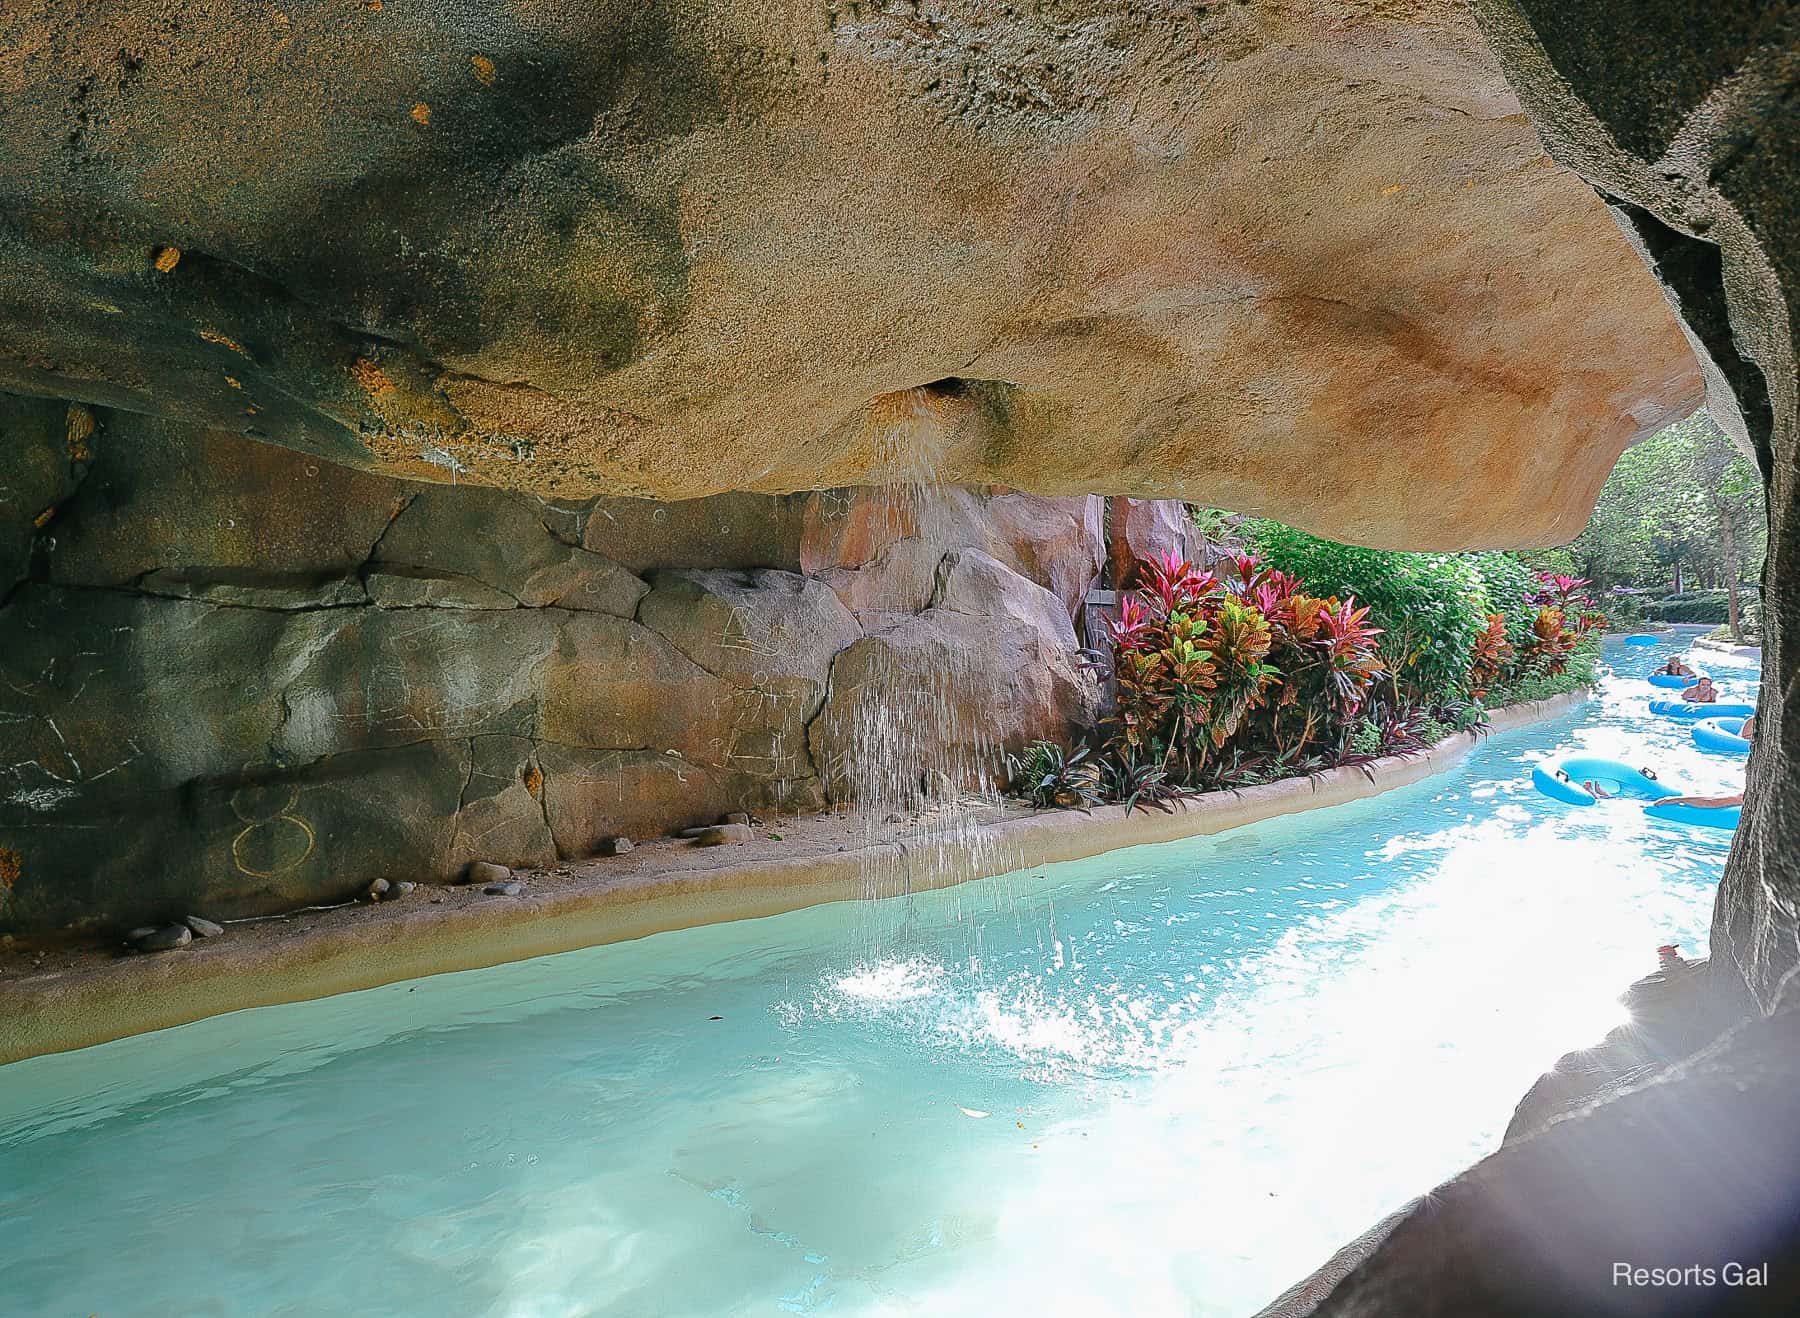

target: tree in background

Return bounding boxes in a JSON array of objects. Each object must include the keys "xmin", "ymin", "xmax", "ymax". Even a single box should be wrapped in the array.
[{"xmin": 1569, "ymin": 414, "xmax": 1765, "ymax": 637}]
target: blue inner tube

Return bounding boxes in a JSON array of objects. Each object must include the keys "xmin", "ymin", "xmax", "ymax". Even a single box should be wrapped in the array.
[
  {"xmin": 1693, "ymin": 717, "xmax": 1751, "ymax": 756},
  {"xmin": 1648, "ymin": 672, "xmax": 1701, "ymax": 688},
  {"xmin": 1625, "ymin": 634, "xmax": 1662, "ymax": 646},
  {"xmin": 1532, "ymin": 755, "xmax": 1668, "ymax": 806},
  {"xmin": 1644, "ymin": 801, "xmax": 1741, "ymax": 831},
  {"xmin": 1649, "ymin": 698, "xmax": 1757, "ymax": 719}
]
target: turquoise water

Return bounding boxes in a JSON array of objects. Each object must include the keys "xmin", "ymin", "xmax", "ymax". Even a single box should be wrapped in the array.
[{"xmin": 0, "ymin": 639, "xmax": 1753, "ymax": 1317}]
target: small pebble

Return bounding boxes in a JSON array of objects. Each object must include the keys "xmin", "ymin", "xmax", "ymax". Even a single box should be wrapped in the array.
[
  {"xmin": 133, "ymin": 924, "xmax": 192, "ymax": 952},
  {"xmin": 691, "ymin": 824, "xmax": 753, "ymax": 847},
  {"xmin": 465, "ymin": 860, "xmax": 511, "ymax": 886},
  {"xmin": 484, "ymin": 880, "xmax": 524, "ymax": 896},
  {"xmin": 184, "ymin": 915, "xmax": 224, "ymax": 938},
  {"xmin": 390, "ymin": 881, "xmax": 417, "ymax": 898},
  {"xmin": 598, "ymin": 836, "xmax": 634, "ymax": 856},
  {"xmin": 365, "ymin": 877, "xmax": 391, "ymax": 901}
]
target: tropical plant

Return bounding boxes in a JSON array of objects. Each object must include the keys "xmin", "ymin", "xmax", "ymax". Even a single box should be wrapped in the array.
[
  {"xmin": 1242, "ymin": 520, "xmax": 1489, "ymax": 703},
  {"xmin": 1004, "ymin": 741, "xmax": 1103, "ymax": 810},
  {"xmin": 1468, "ymin": 614, "xmax": 1514, "ymax": 698},
  {"xmin": 1106, "ymin": 550, "xmax": 1382, "ymax": 786},
  {"xmin": 1102, "ymin": 757, "xmax": 1196, "ymax": 814}
]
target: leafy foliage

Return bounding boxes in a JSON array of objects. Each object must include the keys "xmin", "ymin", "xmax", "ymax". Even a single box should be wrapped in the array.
[
  {"xmin": 1004, "ymin": 741, "xmax": 1103, "ymax": 809},
  {"xmin": 1242, "ymin": 520, "xmax": 1493, "ymax": 704},
  {"xmin": 1569, "ymin": 414, "xmax": 1764, "ymax": 637},
  {"xmin": 1104, "ymin": 549, "xmax": 1383, "ymax": 787}
]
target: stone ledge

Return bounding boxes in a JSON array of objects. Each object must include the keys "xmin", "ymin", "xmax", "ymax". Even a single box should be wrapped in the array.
[
  {"xmin": 0, "ymin": 690, "xmax": 1587, "ymax": 1067},
  {"xmin": 1691, "ymin": 635, "xmax": 1762, "ymax": 660}
]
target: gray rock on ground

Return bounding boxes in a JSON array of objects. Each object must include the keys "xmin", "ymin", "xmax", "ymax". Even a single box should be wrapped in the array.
[
  {"xmin": 131, "ymin": 924, "xmax": 192, "ymax": 952},
  {"xmin": 464, "ymin": 862, "xmax": 511, "ymax": 886},
  {"xmin": 183, "ymin": 915, "xmax": 224, "ymax": 938}
]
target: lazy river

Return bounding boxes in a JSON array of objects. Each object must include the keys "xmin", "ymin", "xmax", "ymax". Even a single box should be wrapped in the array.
[{"xmin": 0, "ymin": 637, "xmax": 1755, "ymax": 1316}]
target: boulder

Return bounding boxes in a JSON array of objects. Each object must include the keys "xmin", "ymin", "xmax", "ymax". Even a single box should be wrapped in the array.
[
  {"xmin": 800, "ymin": 486, "xmax": 1103, "ymax": 622},
  {"xmin": 0, "ymin": 1, "xmax": 1699, "ymax": 546},
  {"xmin": 43, "ymin": 412, "xmax": 398, "ymax": 589},
  {"xmin": 463, "ymin": 861, "xmax": 512, "ymax": 887},
  {"xmin": 448, "ymin": 743, "xmax": 557, "ymax": 876},
  {"xmin": 811, "ymin": 549, "xmax": 1101, "ymax": 804},
  {"xmin": 131, "ymin": 924, "xmax": 192, "ymax": 953},
  {"xmin": 690, "ymin": 824, "xmax": 753, "ymax": 846},
  {"xmin": 374, "ymin": 485, "xmax": 647, "ymax": 614},
  {"xmin": 637, "ymin": 568, "xmax": 861, "ymax": 782},
  {"xmin": 1107, "ymin": 499, "xmax": 1204, "ymax": 588}
]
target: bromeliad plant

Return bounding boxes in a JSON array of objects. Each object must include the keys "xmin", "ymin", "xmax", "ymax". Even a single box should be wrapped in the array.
[{"xmin": 1004, "ymin": 741, "xmax": 1104, "ymax": 809}]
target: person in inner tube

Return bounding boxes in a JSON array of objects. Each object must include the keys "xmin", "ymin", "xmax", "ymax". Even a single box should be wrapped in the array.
[
  {"xmin": 1654, "ymin": 719, "xmax": 1752, "ymax": 810},
  {"xmin": 1657, "ymin": 658, "xmax": 1697, "ymax": 678},
  {"xmin": 1680, "ymin": 676, "xmax": 1719, "ymax": 703}
]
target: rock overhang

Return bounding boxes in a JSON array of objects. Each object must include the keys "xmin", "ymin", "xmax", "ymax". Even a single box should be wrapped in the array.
[{"xmin": 0, "ymin": 0, "xmax": 1701, "ymax": 549}]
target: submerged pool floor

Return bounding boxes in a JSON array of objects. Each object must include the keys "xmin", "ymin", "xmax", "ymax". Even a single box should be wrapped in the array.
[{"xmin": 0, "ymin": 639, "xmax": 1751, "ymax": 1316}]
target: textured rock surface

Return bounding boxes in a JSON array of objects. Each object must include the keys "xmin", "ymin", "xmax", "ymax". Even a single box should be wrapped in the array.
[
  {"xmin": 811, "ymin": 549, "xmax": 1101, "ymax": 802},
  {"xmin": 1276, "ymin": 1004, "xmax": 1800, "ymax": 1318},
  {"xmin": 799, "ymin": 484, "xmax": 1106, "ymax": 623},
  {"xmin": 0, "ymin": 0, "xmax": 1698, "ymax": 547},
  {"xmin": 1273, "ymin": 5, "xmax": 1800, "ymax": 1315},
  {"xmin": 0, "ymin": 409, "xmax": 1103, "ymax": 936}
]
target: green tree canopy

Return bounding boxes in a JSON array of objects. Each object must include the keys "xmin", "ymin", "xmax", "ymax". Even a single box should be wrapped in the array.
[{"xmin": 1570, "ymin": 414, "xmax": 1765, "ymax": 602}]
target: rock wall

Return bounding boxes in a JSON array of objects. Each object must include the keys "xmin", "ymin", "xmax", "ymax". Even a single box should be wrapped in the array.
[{"xmin": 0, "ymin": 404, "xmax": 1102, "ymax": 938}]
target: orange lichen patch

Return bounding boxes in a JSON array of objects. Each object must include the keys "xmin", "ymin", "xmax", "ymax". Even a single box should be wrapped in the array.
[
  {"xmin": 65, "ymin": 404, "xmax": 95, "ymax": 460},
  {"xmin": 471, "ymin": 54, "xmax": 496, "ymax": 86},
  {"xmin": 0, "ymin": 847, "xmax": 18, "ymax": 890},
  {"xmin": 522, "ymin": 763, "xmax": 544, "ymax": 797},
  {"xmin": 225, "ymin": 375, "xmax": 242, "ymax": 389},
  {"xmin": 1381, "ymin": 183, "xmax": 1405, "ymax": 196},
  {"xmin": 365, "ymin": 0, "xmax": 383, "ymax": 9},
  {"xmin": 199, "ymin": 329, "xmax": 249, "ymax": 357},
  {"xmin": 152, "ymin": 246, "xmax": 181, "ymax": 272},
  {"xmin": 352, "ymin": 357, "xmax": 396, "ymax": 396},
  {"xmin": 32, "ymin": 507, "xmax": 55, "ymax": 529},
  {"xmin": 410, "ymin": 102, "xmax": 431, "ymax": 126}
]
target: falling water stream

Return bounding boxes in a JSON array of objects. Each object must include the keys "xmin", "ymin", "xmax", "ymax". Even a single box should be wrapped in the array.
[
  {"xmin": 0, "ymin": 636, "xmax": 1750, "ymax": 1315},
  {"xmin": 825, "ymin": 388, "xmax": 1014, "ymax": 911}
]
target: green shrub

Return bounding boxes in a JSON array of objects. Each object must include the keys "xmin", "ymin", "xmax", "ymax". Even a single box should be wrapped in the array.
[
  {"xmin": 1484, "ymin": 633, "xmax": 1600, "ymax": 705},
  {"xmin": 1643, "ymin": 596, "xmax": 1729, "ymax": 624},
  {"xmin": 1243, "ymin": 520, "xmax": 1489, "ymax": 703},
  {"xmin": 1343, "ymin": 718, "xmax": 1381, "ymax": 758}
]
